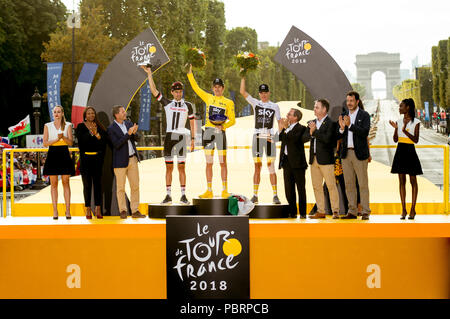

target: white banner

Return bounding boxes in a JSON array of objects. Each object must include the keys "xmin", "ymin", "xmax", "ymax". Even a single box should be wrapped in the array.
[{"xmin": 26, "ymin": 135, "xmax": 44, "ymax": 148}]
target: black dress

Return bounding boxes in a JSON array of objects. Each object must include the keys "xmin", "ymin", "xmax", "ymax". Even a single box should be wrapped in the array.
[
  {"xmin": 391, "ymin": 119, "xmax": 423, "ymax": 176},
  {"xmin": 76, "ymin": 122, "xmax": 107, "ymax": 207},
  {"xmin": 43, "ymin": 122, "xmax": 75, "ymax": 176}
]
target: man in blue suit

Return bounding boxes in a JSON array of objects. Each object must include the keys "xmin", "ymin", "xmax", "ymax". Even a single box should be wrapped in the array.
[{"xmin": 107, "ymin": 105, "xmax": 145, "ymax": 219}]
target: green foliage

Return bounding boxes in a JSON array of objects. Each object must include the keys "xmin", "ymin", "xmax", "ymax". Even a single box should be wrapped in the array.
[
  {"xmin": 351, "ymin": 83, "xmax": 366, "ymax": 99},
  {"xmin": 0, "ymin": 0, "xmax": 66, "ymax": 135},
  {"xmin": 437, "ymin": 40, "xmax": 448, "ymax": 108}
]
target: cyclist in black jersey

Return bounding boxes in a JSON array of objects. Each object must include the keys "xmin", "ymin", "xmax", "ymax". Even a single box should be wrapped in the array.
[
  {"xmin": 142, "ymin": 66, "xmax": 195, "ymax": 205},
  {"xmin": 240, "ymin": 75, "xmax": 283, "ymax": 205}
]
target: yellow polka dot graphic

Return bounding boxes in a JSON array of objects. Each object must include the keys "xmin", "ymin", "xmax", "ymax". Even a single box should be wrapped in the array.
[
  {"xmin": 304, "ymin": 43, "xmax": 311, "ymax": 50},
  {"xmin": 149, "ymin": 46, "xmax": 156, "ymax": 53},
  {"xmin": 222, "ymin": 238, "xmax": 242, "ymax": 257}
]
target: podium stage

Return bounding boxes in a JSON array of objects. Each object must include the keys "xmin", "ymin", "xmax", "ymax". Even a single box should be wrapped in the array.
[{"xmin": 0, "ymin": 215, "xmax": 448, "ymax": 299}]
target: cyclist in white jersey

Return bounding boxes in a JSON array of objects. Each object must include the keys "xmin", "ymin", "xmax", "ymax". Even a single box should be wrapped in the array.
[
  {"xmin": 240, "ymin": 76, "xmax": 282, "ymax": 204},
  {"xmin": 142, "ymin": 66, "xmax": 195, "ymax": 205}
]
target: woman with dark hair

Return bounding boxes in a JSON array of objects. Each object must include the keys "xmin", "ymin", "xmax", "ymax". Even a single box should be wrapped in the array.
[
  {"xmin": 43, "ymin": 105, "xmax": 74, "ymax": 219},
  {"xmin": 75, "ymin": 106, "xmax": 107, "ymax": 219},
  {"xmin": 389, "ymin": 98, "xmax": 422, "ymax": 220}
]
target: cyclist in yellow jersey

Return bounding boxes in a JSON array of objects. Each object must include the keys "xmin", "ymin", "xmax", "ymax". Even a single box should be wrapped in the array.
[{"xmin": 187, "ymin": 64, "xmax": 236, "ymax": 198}]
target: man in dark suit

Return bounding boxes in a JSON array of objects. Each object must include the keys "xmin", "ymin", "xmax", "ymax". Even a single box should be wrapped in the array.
[
  {"xmin": 107, "ymin": 105, "xmax": 145, "ymax": 219},
  {"xmin": 278, "ymin": 108, "xmax": 310, "ymax": 218},
  {"xmin": 337, "ymin": 91, "xmax": 371, "ymax": 220},
  {"xmin": 308, "ymin": 99, "xmax": 340, "ymax": 219}
]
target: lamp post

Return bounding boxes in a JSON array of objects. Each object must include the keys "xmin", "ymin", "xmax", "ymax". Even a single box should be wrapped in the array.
[{"xmin": 31, "ymin": 88, "xmax": 46, "ymax": 190}]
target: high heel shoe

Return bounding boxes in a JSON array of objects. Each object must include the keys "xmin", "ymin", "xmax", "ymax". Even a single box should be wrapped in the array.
[
  {"xmin": 65, "ymin": 211, "xmax": 72, "ymax": 220},
  {"xmin": 95, "ymin": 206, "xmax": 103, "ymax": 219},
  {"xmin": 85, "ymin": 207, "xmax": 92, "ymax": 220},
  {"xmin": 408, "ymin": 211, "xmax": 416, "ymax": 220},
  {"xmin": 400, "ymin": 211, "xmax": 407, "ymax": 220},
  {"xmin": 53, "ymin": 213, "xmax": 58, "ymax": 220}
]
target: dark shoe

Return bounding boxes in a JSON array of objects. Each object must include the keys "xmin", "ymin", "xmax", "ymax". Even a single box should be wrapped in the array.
[
  {"xmin": 161, "ymin": 195, "xmax": 172, "ymax": 204},
  {"xmin": 251, "ymin": 195, "xmax": 258, "ymax": 204},
  {"xmin": 340, "ymin": 213, "xmax": 357, "ymax": 219},
  {"xmin": 53, "ymin": 213, "xmax": 58, "ymax": 220},
  {"xmin": 400, "ymin": 211, "xmax": 407, "ymax": 220},
  {"xmin": 131, "ymin": 211, "xmax": 146, "ymax": 218},
  {"xmin": 361, "ymin": 214, "xmax": 370, "ymax": 220},
  {"xmin": 272, "ymin": 195, "xmax": 281, "ymax": 205},
  {"xmin": 120, "ymin": 211, "xmax": 128, "ymax": 219},
  {"xmin": 408, "ymin": 211, "xmax": 416, "ymax": 220},
  {"xmin": 332, "ymin": 212, "xmax": 340, "ymax": 219},
  {"xmin": 95, "ymin": 206, "xmax": 103, "ymax": 219},
  {"xmin": 299, "ymin": 215, "xmax": 307, "ymax": 219},
  {"xmin": 65, "ymin": 211, "xmax": 71, "ymax": 220},
  {"xmin": 179, "ymin": 195, "xmax": 190, "ymax": 205},
  {"xmin": 309, "ymin": 212, "xmax": 326, "ymax": 219}
]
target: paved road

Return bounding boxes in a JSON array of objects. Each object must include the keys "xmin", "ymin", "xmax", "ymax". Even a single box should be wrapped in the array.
[{"xmin": 367, "ymin": 99, "xmax": 449, "ymax": 189}]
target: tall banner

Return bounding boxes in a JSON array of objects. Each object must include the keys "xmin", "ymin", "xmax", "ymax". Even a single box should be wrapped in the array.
[
  {"xmin": 424, "ymin": 101, "xmax": 430, "ymax": 121},
  {"xmin": 138, "ymin": 80, "xmax": 151, "ymax": 131},
  {"xmin": 46, "ymin": 62, "xmax": 63, "ymax": 120},
  {"xmin": 166, "ymin": 216, "xmax": 250, "ymax": 300},
  {"xmin": 71, "ymin": 63, "xmax": 99, "ymax": 127},
  {"xmin": 8, "ymin": 115, "xmax": 31, "ymax": 139},
  {"xmin": 274, "ymin": 26, "xmax": 352, "ymax": 120}
]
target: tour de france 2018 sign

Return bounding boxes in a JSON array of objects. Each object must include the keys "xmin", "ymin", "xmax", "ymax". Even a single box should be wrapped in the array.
[{"xmin": 166, "ymin": 216, "xmax": 250, "ymax": 299}]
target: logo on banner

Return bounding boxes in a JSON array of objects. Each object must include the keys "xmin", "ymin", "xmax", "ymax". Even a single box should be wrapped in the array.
[
  {"xmin": 285, "ymin": 38, "xmax": 311, "ymax": 64},
  {"xmin": 131, "ymin": 41, "xmax": 157, "ymax": 66},
  {"xmin": 166, "ymin": 216, "xmax": 249, "ymax": 299}
]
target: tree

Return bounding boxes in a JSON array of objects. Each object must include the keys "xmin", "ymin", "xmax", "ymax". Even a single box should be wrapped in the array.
[
  {"xmin": 352, "ymin": 83, "xmax": 366, "ymax": 99},
  {"xmin": 41, "ymin": 6, "xmax": 123, "ymax": 119},
  {"xmin": 0, "ymin": 0, "xmax": 66, "ymax": 135},
  {"xmin": 431, "ymin": 45, "xmax": 440, "ymax": 106},
  {"xmin": 417, "ymin": 67, "xmax": 433, "ymax": 109},
  {"xmin": 437, "ymin": 39, "xmax": 448, "ymax": 108}
]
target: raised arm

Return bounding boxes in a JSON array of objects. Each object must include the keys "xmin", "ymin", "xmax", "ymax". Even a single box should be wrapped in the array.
[
  {"xmin": 187, "ymin": 64, "xmax": 210, "ymax": 102},
  {"xmin": 240, "ymin": 76, "xmax": 249, "ymax": 98},
  {"xmin": 141, "ymin": 66, "xmax": 159, "ymax": 97}
]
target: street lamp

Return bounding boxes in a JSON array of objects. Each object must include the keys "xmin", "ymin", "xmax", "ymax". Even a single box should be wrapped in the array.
[{"xmin": 31, "ymin": 88, "xmax": 46, "ymax": 190}]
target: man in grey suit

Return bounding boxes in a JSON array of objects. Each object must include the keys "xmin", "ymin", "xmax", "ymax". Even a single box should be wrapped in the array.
[{"xmin": 337, "ymin": 91, "xmax": 371, "ymax": 220}]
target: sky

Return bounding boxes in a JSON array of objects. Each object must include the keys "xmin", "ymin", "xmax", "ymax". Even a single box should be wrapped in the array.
[{"xmin": 62, "ymin": 0, "xmax": 449, "ymax": 90}]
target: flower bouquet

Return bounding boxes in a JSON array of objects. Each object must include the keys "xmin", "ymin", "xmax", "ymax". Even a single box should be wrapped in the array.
[
  {"xmin": 185, "ymin": 47, "xmax": 206, "ymax": 69},
  {"xmin": 235, "ymin": 51, "xmax": 260, "ymax": 76}
]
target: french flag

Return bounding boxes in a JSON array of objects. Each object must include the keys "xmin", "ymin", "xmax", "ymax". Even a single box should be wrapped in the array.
[{"xmin": 71, "ymin": 63, "xmax": 98, "ymax": 127}]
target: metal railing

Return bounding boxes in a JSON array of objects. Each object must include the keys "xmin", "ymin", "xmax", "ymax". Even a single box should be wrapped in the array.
[{"xmin": 2, "ymin": 144, "xmax": 449, "ymax": 217}]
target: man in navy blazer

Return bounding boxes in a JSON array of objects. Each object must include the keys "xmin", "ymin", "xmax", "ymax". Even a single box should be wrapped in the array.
[
  {"xmin": 107, "ymin": 105, "xmax": 145, "ymax": 219},
  {"xmin": 337, "ymin": 91, "xmax": 371, "ymax": 220}
]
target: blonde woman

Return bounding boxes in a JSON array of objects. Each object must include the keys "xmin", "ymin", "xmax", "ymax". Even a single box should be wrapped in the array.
[{"xmin": 43, "ymin": 106, "xmax": 74, "ymax": 219}]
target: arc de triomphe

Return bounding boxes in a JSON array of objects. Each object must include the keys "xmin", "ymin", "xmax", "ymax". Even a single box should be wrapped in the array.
[{"xmin": 355, "ymin": 52, "xmax": 401, "ymax": 99}]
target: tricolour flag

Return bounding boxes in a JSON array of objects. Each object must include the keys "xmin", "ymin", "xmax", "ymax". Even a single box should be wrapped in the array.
[
  {"xmin": 71, "ymin": 63, "xmax": 99, "ymax": 127},
  {"xmin": 8, "ymin": 115, "xmax": 31, "ymax": 139}
]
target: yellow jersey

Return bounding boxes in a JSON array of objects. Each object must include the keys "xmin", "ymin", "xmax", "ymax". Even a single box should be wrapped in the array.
[{"xmin": 187, "ymin": 73, "xmax": 236, "ymax": 130}]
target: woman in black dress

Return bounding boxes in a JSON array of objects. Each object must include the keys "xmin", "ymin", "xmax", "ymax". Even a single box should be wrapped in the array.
[
  {"xmin": 389, "ymin": 98, "xmax": 422, "ymax": 220},
  {"xmin": 75, "ymin": 106, "xmax": 107, "ymax": 219},
  {"xmin": 43, "ymin": 105, "xmax": 74, "ymax": 219}
]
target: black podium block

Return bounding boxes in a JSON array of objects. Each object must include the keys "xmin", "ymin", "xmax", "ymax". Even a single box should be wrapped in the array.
[
  {"xmin": 192, "ymin": 197, "xmax": 229, "ymax": 215},
  {"xmin": 148, "ymin": 204, "xmax": 195, "ymax": 218},
  {"xmin": 248, "ymin": 204, "xmax": 290, "ymax": 218}
]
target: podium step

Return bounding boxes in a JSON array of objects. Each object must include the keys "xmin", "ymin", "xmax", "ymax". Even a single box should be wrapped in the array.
[
  {"xmin": 148, "ymin": 204, "xmax": 194, "ymax": 218},
  {"xmin": 192, "ymin": 197, "xmax": 229, "ymax": 215},
  {"xmin": 249, "ymin": 204, "xmax": 290, "ymax": 218}
]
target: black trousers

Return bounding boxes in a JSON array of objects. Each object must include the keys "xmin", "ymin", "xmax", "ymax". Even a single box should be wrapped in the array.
[
  {"xmin": 282, "ymin": 162, "xmax": 306, "ymax": 217},
  {"xmin": 80, "ymin": 155, "xmax": 103, "ymax": 207}
]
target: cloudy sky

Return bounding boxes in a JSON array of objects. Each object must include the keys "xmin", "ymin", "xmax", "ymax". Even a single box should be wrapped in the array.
[{"xmin": 62, "ymin": 0, "xmax": 449, "ymax": 87}]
